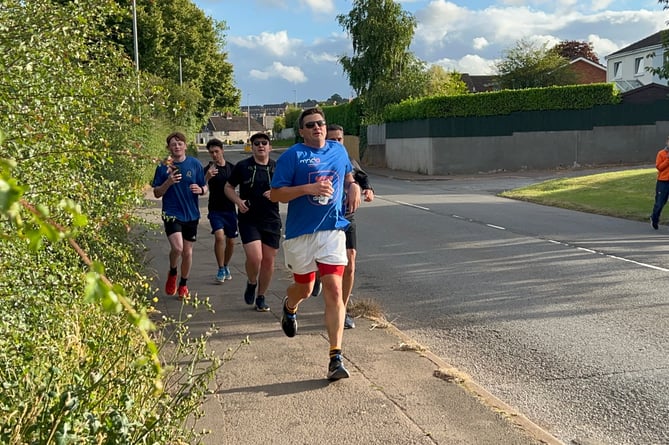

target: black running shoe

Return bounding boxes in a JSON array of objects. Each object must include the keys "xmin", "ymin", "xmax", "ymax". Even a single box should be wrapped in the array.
[
  {"xmin": 651, "ymin": 217, "xmax": 659, "ymax": 230},
  {"xmin": 327, "ymin": 354, "xmax": 350, "ymax": 381},
  {"xmin": 255, "ymin": 295, "xmax": 270, "ymax": 312},
  {"xmin": 344, "ymin": 313, "xmax": 355, "ymax": 329},
  {"xmin": 311, "ymin": 277, "xmax": 322, "ymax": 297},
  {"xmin": 281, "ymin": 297, "xmax": 297, "ymax": 337},
  {"xmin": 244, "ymin": 282, "xmax": 257, "ymax": 305}
]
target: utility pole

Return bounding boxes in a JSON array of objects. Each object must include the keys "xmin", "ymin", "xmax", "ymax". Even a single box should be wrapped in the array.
[{"xmin": 247, "ymin": 93, "xmax": 251, "ymax": 140}]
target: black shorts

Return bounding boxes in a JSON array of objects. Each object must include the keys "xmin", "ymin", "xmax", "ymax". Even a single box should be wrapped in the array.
[
  {"xmin": 163, "ymin": 217, "xmax": 199, "ymax": 242},
  {"xmin": 345, "ymin": 221, "xmax": 356, "ymax": 250},
  {"xmin": 239, "ymin": 223, "xmax": 281, "ymax": 249}
]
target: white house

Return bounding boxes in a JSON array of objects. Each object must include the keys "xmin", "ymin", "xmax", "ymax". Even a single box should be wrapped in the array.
[{"xmin": 605, "ymin": 30, "xmax": 668, "ymax": 92}]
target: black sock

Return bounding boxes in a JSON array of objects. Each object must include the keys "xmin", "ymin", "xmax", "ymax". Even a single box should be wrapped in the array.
[
  {"xmin": 329, "ymin": 348, "xmax": 342, "ymax": 359},
  {"xmin": 179, "ymin": 278, "xmax": 188, "ymax": 287},
  {"xmin": 169, "ymin": 267, "xmax": 177, "ymax": 276}
]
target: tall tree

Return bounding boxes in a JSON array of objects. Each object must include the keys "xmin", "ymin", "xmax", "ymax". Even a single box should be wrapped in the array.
[
  {"xmin": 495, "ymin": 38, "xmax": 577, "ymax": 89},
  {"xmin": 111, "ymin": 0, "xmax": 239, "ymax": 119},
  {"xmin": 646, "ymin": 2, "xmax": 669, "ymax": 79},
  {"xmin": 552, "ymin": 40, "xmax": 600, "ymax": 64},
  {"xmin": 337, "ymin": 0, "xmax": 417, "ymax": 118}
]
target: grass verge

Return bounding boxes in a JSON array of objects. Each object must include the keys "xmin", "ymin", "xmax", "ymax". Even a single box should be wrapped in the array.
[{"xmin": 500, "ymin": 168, "xmax": 657, "ymax": 222}]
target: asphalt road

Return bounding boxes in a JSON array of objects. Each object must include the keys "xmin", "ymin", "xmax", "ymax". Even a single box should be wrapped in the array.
[
  {"xmin": 352, "ymin": 173, "xmax": 669, "ymax": 445},
  {"xmin": 221, "ymin": 146, "xmax": 669, "ymax": 445}
]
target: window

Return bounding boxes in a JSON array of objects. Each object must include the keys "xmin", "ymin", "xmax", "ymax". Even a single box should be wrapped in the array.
[
  {"xmin": 613, "ymin": 61, "xmax": 622, "ymax": 79},
  {"xmin": 634, "ymin": 57, "xmax": 644, "ymax": 75}
]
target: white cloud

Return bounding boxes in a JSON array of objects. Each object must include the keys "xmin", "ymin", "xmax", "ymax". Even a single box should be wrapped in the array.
[
  {"xmin": 229, "ymin": 31, "xmax": 300, "ymax": 57},
  {"xmin": 307, "ymin": 52, "xmax": 340, "ymax": 63},
  {"xmin": 301, "ymin": 0, "xmax": 335, "ymax": 14},
  {"xmin": 472, "ymin": 37, "xmax": 489, "ymax": 50},
  {"xmin": 250, "ymin": 62, "xmax": 308, "ymax": 83}
]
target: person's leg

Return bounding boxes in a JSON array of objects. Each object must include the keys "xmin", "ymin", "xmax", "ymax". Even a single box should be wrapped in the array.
[
  {"xmin": 342, "ymin": 248, "xmax": 356, "ymax": 307},
  {"xmin": 243, "ymin": 240, "xmax": 262, "ymax": 285},
  {"xmin": 213, "ymin": 229, "xmax": 226, "ymax": 267},
  {"xmin": 164, "ymin": 229, "xmax": 183, "ymax": 295},
  {"xmin": 224, "ymin": 236, "xmax": 235, "ymax": 266},
  {"xmin": 320, "ymin": 270, "xmax": 346, "ymax": 349},
  {"xmin": 180, "ymin": 239, "xmax": 194, "ymax": 280},
  {"xmin": 652, "ymin": 181, "xmax": 669, "ymax": 226},
  {"xmin": 257, "ymin": 242, "xmax": 277, "ymax": 296},
  {"xmin": 222, "ymin": 212, "xmax": 238, "ymax": 280},
  {"xmin": 167, "ymin": 232, "xmax": 184, "ymax": 269}
]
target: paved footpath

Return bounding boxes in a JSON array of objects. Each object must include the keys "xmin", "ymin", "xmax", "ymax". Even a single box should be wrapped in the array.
[{"xmin": 139, "ymin": 167, "xmax": 564, "ymax": 445}]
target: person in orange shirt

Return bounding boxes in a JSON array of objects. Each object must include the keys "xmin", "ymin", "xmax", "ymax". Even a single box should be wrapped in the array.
[{"xmin": 650, "ymin": 136, "xmax": 669, "ymax": 230}]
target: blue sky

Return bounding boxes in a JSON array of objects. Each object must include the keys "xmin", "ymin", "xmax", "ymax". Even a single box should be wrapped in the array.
[{"xmin": 192, "ymin": 0, "xmax": 668, "ymax": 106}]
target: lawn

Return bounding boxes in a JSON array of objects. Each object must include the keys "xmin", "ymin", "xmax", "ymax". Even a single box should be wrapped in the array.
[{"xmin": 500, "ymin": 168, "xmax": 658, "ymax": 222}]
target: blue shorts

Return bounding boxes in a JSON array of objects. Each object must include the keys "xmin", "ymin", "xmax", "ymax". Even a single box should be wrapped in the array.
[{"xmin": 207, "ymin": 211, "xmax": 239, "ymax": 238}]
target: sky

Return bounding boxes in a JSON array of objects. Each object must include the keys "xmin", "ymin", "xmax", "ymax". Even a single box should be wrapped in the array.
[{"xmin": 192, "ymin": 0, "xmax": 668, "ymax": 106}]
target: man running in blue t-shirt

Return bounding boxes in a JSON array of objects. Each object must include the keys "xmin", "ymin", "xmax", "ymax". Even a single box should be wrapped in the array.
[{"xmin": 270, "ymin": 107, "xmax": 361, "ymax": 381}]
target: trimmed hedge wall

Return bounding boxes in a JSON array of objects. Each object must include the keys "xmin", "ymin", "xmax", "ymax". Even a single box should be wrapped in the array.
[
  {"xmin": 383, "ymin": 83, "xmax": 621, "ymax": 123},
  {"xmin": 322, "ymin": 99, "xmax": 362, "ymax": 136}
]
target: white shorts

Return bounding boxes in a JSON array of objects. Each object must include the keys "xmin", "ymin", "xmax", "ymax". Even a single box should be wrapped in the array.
[{"xmin": 283, "ymin": 230, "xmax": 347, "ymax": 275}]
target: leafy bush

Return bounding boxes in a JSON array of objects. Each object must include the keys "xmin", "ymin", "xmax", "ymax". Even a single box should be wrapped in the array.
[
  {"xmin": 383, "ymin": 83, "xmax": 621, "ymax": 122},
  {"xmin": 0, "ymin": 1, "xmax": 220, "ymax": 442}
]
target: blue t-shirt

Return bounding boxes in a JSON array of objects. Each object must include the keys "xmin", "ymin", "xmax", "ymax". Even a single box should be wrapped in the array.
[
  {"xmin": 151, "ymin": 156, "xmax": 206, "ymax": 222},
  {"xmin": 271, "ymin": 140, "xmax": 352, "ymax": 239}
]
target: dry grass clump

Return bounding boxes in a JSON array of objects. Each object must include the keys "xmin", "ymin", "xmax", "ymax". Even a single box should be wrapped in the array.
[{"xmin": 348, "ymin": 297, "xmax": 386, "ymax": 322}]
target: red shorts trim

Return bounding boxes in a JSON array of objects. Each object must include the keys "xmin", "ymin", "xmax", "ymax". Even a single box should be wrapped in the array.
[
  {"xmin": 318, "ymin": 264, "xmax": 345, "ymax": 276},
  {"xmin": 293, "ymin": 271, "xmax": 316, "ymax": 284}
]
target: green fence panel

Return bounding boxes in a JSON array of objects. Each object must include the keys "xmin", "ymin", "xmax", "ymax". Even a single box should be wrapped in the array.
[{"xmin": 387, "ymin": 100, "xmax": 669, "ymax": 139}]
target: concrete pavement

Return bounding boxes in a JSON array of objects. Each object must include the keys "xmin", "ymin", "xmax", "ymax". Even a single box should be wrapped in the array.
[{"xmin": 140, "ymin": 164, "xmax": 564, "ymax": 445}]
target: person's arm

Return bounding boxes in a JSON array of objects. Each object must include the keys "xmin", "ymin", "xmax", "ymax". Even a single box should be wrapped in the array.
[
  {"xmin": 270, "ymin": 182, "xmax": 326, "ymax": 203},
  {"xmin": 351, "ymin": 160, "xmax": 374, "ymax": 201},
  {"xmin": 657, "ymin": 148, "xmax": 669, "ymax": 173},
  {"xmin": 225, "ymin": 182, "xmax": 249, "ymax": 212},
  {"xmin": 344, "ymin": 172, "xmax": 361, "ymax": 213},
  {"xmin": 153, "ymin": 166, "xmax": 179, "ymax": 198}
]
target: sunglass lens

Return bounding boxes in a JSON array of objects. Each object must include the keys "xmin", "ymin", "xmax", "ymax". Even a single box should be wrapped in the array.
[{"xmin": 305, "ymin": 120, "xmax": 326, "ymax": 129}]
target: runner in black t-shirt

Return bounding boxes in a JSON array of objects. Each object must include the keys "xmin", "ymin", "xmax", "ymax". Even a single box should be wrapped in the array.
[
  {"xmin": 204, "ymin": 138, "xmax": 238, "ymax": 283},
  {"xmin": 224, "ymin": 132, "xmax": 281, "ymax": 312}
]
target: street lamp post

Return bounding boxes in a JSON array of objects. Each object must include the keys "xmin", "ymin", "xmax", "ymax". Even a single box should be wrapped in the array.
[{"xmin": 247, "ymin": 93, "xmax": 251, "ymax": 140}]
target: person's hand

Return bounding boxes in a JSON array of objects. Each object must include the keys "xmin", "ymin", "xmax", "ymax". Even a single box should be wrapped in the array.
[
  {"xmin": 363, "ymin": 188, "xmax": 374, "ymax": 202},
  {"xmin": 262, "ymin": 190, "xmax": 272, "ymax": 200},
  {"xmin": 312, "ymin": 179, "xmax": 333, "ymax": 197},
  {"xmin": 206, "ymin": 166, "xmax": 218, "ymax": 181},
  {"xmin": 168, "ymin": 166, "xmax": 181, "ymax": 184},
  {"xmin": 346, "ymin": 182, "xmax": 361, "ymax": 213},
  {"xmin": 237, "ymin": 199, "xmax": 250, "ymax": 213},
  {"xmin": 189, "ymin": 183, "xmax": 204, "ymax": 195}
]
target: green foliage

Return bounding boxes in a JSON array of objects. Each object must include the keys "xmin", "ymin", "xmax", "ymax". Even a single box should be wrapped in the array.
[
  {"xmin": 337, "ymin": 0, "xmax": 419, "ymax": 117},
  {"xmin": 425, "ymin": 66, "xmax": 469, "ymax": 97},
  {"xmin": 273, "ymin": 116, "xmax": 286, "ymax": 134},
  {"xmin": 383, "ymin": 83, "xmax": 620, "ymax": 122},
  {"xmin": 0, "ymin": 0, "xmax": 220, "ymax": 442},
  {"xmin": 113, "ymin": 0, "xmax": 240, "ymax": 118},
  {"xmin": 496, "ymin": 38, "xmax": 578, "ymax": 89},
  {"xmin": 322, "ymin": 99, "xmax": 363, "ymax": 136}
]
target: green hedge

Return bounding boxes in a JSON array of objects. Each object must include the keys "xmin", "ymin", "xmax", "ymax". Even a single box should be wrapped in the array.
[
  {"xmin": 383, "ymin": 83, "xmax": 621, "ymax": 123},
  {"xmin": 322, "ymin": 99, "xmax": 363, "ymax": 136}
]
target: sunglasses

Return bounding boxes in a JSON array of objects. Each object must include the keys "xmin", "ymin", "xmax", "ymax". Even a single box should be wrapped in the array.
[
  {"xmin": 253, "ymin": 140, "xmax": 269, "ymax": 146},
  {"xmin": 303, "ymin": 120, "xmax": 326, "ymax": 129}
]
